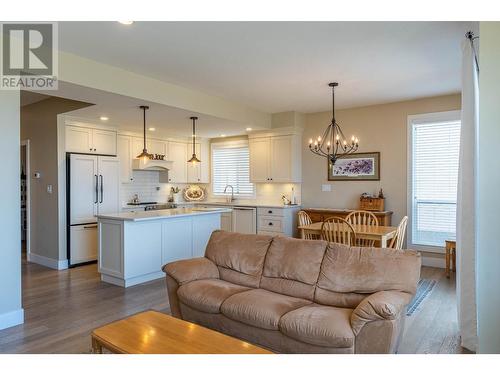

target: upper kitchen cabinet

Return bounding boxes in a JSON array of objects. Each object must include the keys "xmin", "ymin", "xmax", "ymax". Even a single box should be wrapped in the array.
[
  {"xmin": 66, "ymin": 124, "xmax": 117, "ymax": 155},
  {"xmin": 117, "ymin": 135, "xmax": 134, "ymax": 183},
  {"xmin": 164, "ymin": 141, "xmax": 188, "ymax": 183},
  {"xmin": 132, "ymin": 137, "xmax": 167, "ymax": 157},
  {"xmin": 187, "ymin": 142, "xmax": 210, "ymax": 184},
  {"xmin": 249, "ymin": 131, "xmax": 302, "ymax": 183}
]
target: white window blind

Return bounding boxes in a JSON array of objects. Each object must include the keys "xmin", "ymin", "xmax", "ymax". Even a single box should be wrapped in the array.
[
  {"xmin": 411, "ymin": 120, "xmax": 461, "ymax": 247},
  {"xmin": 212, "ymin": 143, "xmax": 255, "ymax": 197}
]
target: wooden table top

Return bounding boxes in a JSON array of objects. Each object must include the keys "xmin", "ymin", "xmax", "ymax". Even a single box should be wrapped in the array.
[
  {"xmin": 91, "ymin": 311, "xmax": 272, "ymax": 354},
  {"xmin": 298, "ymin": 222, "xmax": 397, "ymax": 236}
]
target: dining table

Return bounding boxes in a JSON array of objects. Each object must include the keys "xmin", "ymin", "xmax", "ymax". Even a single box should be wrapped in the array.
[{"xmin": 298, "ymin": 222, "xmax": 398, "ymax": 248}]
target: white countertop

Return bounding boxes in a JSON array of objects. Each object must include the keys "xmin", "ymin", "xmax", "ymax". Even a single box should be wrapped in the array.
[
  {"xmin": 122, "ymin": 200, "xmax": 301, "ymax": 209},
  {"xmin": 98, "ymin": 207, "xmax": 232, "ymax": 222}
]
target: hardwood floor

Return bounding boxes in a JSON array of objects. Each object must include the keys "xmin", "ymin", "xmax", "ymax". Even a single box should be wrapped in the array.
[{"xmin": 0, "ymin": 260, "xmax": 466, "ymax": 354}]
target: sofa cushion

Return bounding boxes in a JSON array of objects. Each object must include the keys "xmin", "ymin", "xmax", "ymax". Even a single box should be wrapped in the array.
[
  {"xmin": 177, "ymin": 279, "xmax": 250, "ymax": 314},
  {"xmin": 317, "ymin": 242, "xmax": 421, "ymax": 296},
  {"xmin": 260, "ymin": 236, "xmax": 328, "ymax": 300},
  {"xmin": 279, "ymin": 305, "xmax": 355, "ymax": 348},
  {"xmin": 205, "ymin": 230, "xmax": 274, "ymax": 288},
  {"xmin": 221, "ymin": 288, "xmax": 311, "ymax": 330}
]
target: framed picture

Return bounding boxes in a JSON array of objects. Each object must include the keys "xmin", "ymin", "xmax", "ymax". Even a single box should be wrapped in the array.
[{"xmin": 327, "ymin": 152, "xmax": 380, "ymax": 181}]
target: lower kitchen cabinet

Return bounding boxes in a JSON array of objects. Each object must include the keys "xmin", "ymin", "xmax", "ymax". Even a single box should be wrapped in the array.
[{"xmin": 257, "ymin": 206, "xmax": 301, "ymax": 237}]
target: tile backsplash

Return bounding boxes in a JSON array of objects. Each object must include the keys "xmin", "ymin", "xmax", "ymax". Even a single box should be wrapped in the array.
[{"xmin": 120, "ymin": 170, "xmax": 301, "ymax": 206}]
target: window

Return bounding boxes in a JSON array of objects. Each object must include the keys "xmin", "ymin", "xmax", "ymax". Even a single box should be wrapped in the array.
[
  {"xmin": 408, "ymin": 111, "xmax": 461, "ymax": 248},
  {"xmin": 211, "ymin": 141, "xmax": 255, "ymax": 197}
]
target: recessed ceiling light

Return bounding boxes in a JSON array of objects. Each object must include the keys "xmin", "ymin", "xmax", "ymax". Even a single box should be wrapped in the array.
[
  {"xmin": 220, "ymin": 134, "xmax": 226, "ymax": 137},
  {"xmin": 100, "ymin": 116, "xmax": 109, "ymax": 121},
  {"xmin": 119, "ymin": 21, "xmax": 134, "ymax": 25},
  {"xmin": 148, "ymin": 127, "xmax": 156, "ymax": 132},
  {"xmin": 246, "ymin": 127, "xmax": 252, "ymax": 131}
]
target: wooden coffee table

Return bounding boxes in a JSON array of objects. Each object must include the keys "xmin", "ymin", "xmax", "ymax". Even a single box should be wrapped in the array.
[{"xmin": 91, "ymin": 310, "xmax": 272, "ymax": 354}]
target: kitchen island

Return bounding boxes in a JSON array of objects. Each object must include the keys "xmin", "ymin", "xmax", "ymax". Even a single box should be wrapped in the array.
[{"xmin": 97, "ymin": 207, "xmax": 231, "ymax": 287}]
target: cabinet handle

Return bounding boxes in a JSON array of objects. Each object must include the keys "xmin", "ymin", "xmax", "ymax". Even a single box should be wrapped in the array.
[
  {"xmin": 94, "ymin": 175, "xmax": 98, "ymax": 204},
  {"xmin": 99, "ymin": 175, "xmax": 103, "ymax": 203},
  {"xmin": 89, "ymin": 148, "xmax": 93, "ymax": 151},
  {"xmin": 268, "ymin": 222, "xmax": 273, "ymax": 226},
  {"xmin": 94, "ymin": 148, "xmax": 97, "ymax": 152},
  {"xmin": 83, "ymin": 225, "xmax": 98, "ymax": 229},
  {"xmin": 268, "ymin": 210, "xmax": 272, "ymax": 214}
]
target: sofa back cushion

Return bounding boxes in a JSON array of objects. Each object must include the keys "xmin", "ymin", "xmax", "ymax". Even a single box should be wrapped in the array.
[
  {"xmin": 315, "ymin": 242, "xmax": 421, "ymax": 308},
  {"xmin": 260, "ymin": 236, "xmax": 328, "ymax": 300},
  {"xmin": 205, "ymin": 230, "xmax": 274, "ymax": 288}
]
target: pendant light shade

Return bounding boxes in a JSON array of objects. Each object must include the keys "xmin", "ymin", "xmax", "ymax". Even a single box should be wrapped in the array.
[
  {"xmin": 188, "ymin": 116, "xmax": 201, "ymax": 164},
  {"xmin": 137, "ymin": 105, "xmax": 152, "ymax": 161}
]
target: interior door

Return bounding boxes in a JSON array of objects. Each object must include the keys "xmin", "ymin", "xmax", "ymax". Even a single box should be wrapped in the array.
[
  {"xmin": 97, "ymin": 156, "xmax": 120, "ymax": 215},
  {"xmin": 70, "ymin": 154, "xmax": 98, "ymax": 224},
  {"xmin": 232, "ymin": 207, "xmax": 257, "ymax": 234},
  {"xmin": 249, "ymin": 138, "xmax": 270, "ymax": 182}
]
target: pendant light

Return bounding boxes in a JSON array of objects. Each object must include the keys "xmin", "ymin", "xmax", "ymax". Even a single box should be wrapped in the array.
[
  {"xmin": 187, "ymin": 116, "xmax": 201, "ymax": 164},
  {"xmin": 309, "ymin": 82, "xmax": 359, "ymax": 165},
  {"xmin": 136, "ymin": 105, "xmax": 152, "ymax": 162}
]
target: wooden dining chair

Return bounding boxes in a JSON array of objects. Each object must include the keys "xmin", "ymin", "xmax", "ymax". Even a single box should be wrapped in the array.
[
  {"xmin": 321, "ymin": 217, "xmax": 356, "ymax": 246},
  {"xmin": 346, "ymin": 210, "xmax": 379, "ymax": 247},
  {"xmin": 298, "ymin": 210, "xmax": 320, "ymax": 240},
  {"xmin": 389, "ymin": 216, "xmax": 408, "ymax": 250}
]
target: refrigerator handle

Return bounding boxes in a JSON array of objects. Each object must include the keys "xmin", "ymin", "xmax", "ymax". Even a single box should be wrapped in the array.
[
  {"xmin": 94, "ymin": 174, "xmax": 98, "ymax": 204},
  {"xmin": 99, "ymin": 174, "xmax": 103, "ymax": 204}
]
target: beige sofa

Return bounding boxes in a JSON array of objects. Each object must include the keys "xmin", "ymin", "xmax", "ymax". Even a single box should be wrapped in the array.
[{"xmin": 163, "ymin": 230, "xmax": 421, "ymax": 354}]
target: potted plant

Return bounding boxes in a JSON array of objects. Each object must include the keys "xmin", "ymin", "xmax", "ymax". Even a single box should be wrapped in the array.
[{"xmin": 170, "ymin": 186, "xmax": 181, "ymax": 203}]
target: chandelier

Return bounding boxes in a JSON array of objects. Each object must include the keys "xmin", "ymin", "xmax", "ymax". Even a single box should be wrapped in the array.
[{"xmin": 309, "ymin": 82, "xmax": 359, "ymax": 165}]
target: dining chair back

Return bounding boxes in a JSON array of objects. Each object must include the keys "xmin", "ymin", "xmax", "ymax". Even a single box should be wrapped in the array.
[
  {"xmin": 389, "ymin": 216, "xmax": 408, "ymax": 250},
  {"xmin": 298, "ymin": 210, "xmax": 320, "ymax": 240},
  {"xmin": 346, "ymin": 210, "xmax": 379, "ymax": 247},
  {"xmin": 321, "ymin": 216, "xmax": 356, "ymax": 246}
]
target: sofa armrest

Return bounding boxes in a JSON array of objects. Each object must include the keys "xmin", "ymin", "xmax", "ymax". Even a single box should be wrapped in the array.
[
  {"xmin": 162, "ymin": 257, "xmax": 219, "ymax": 286},
  {"xmin": 350, "ymin": 291, "xmax": 412, "ymax": 335}
]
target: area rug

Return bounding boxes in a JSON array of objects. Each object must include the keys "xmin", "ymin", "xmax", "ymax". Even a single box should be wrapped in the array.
[{"xmin": 406, "ymin": 279, "xmax": 437, "ymax": 316}]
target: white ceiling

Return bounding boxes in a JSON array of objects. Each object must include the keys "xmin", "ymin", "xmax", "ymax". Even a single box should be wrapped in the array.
[
  {"xmin": 31, "ymin": 82, "xmax": 251, "ymax": 138},
  {"xmin": 58, "ymin": 21, "xmax": 476, "ymax": 113}
]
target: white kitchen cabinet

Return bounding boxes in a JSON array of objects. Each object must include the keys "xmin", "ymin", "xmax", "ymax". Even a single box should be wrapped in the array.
[
  {"xmin": 66, "ymin": 125, "xmax": 117, "ymax": 155},
  {"xmin": 117, "ymin": 135, "xmax": 134, "ymax": 183},
  {"xmin": 165, "ymin": 141, "xmax": 188, "ymax": 183},
  {"xmin": 161, "ymin": 217, "xmax": 193, "ymax": 264},
  {"xmin": 66, "ymin": 126, "xmax": 93, "ymax": 153},
  {"xmin": 249, "ymin": 138, "xmax": 271, "ymax": 182},
  {"xmin": 257, "ymin": 206, "xmax": 301, "ymax": 237},
  {"xmin": 92, "ymin": 129, "xmax": 117, "ymax": 155},
  {"xmin": 249, "ymin": 133, "xmax": 301, "ymax": 183},
  {"xmin": 132, "ymin": 137, "xmax": 167, "ymax": 158}
]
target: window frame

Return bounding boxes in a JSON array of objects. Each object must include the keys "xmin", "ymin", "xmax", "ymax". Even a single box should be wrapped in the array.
[
  {"xmin": 407, "ymin": 110, "xmax": 461, "ymax": 253},
  {"xmin": 210, "ymin": 139, "xmax": 256, "ymax": 199}
]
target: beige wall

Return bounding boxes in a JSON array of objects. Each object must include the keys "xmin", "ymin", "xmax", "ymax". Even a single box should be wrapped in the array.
[
  {"xmin": 302, "ymin": 94, "xmax": 461, "ymax": 224},
  {"xmin": 21, "ymin": 97, "xmax": 91, "ymax": 262}
]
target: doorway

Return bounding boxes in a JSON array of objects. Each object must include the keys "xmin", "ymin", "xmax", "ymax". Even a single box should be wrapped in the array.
[{"xmin": 20, "ymin": 140, "xmax": 30, "ymax": 261}]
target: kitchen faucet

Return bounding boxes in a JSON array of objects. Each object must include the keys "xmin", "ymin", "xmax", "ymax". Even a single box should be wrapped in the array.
[{"xmin": 223, "ymin": 185, "xmax": 235, "ymax": 203}]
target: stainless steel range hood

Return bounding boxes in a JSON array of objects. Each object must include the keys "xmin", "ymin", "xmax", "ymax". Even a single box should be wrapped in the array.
[{"xmin": 132, "ymin": 158, "xmax": 173, "ymax": 171}]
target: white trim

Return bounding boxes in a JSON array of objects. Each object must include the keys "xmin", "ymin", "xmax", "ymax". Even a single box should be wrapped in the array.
[
  {"xmin": 407, "ymin": 110, "xmax": 461, "ymax": 254},
  {"xmin": 21, "ymin": 139, "xmax": 31, "ymax": 260},
  {"xmin": 29, "ymin": 252, "xmax": 68, "ymax": 270},
  {"xmin": 0, "ymin": 308, "xmax": 24, "ymax": 330}
]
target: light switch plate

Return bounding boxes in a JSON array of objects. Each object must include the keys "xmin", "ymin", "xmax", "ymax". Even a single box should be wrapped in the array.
[
  {"xmin": 47, "ymin": 185, "xmax": 53, "ymax": 194},
  {"xmin": 322, "ymin": 184, "xmax": 332, "ymax": 192}
]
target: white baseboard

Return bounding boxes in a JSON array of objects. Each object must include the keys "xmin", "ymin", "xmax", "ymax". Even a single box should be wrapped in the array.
[
  {"xmin": 421, "ymin": 255, "xmax": 446, "ymax": 269},
  {"xmin": 0, "ymin": 308, "xmax": 24, "ymax": 330},
  {"xmin": 29, "ymin": 252, "xmax": 68, "ymax": 270}
]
